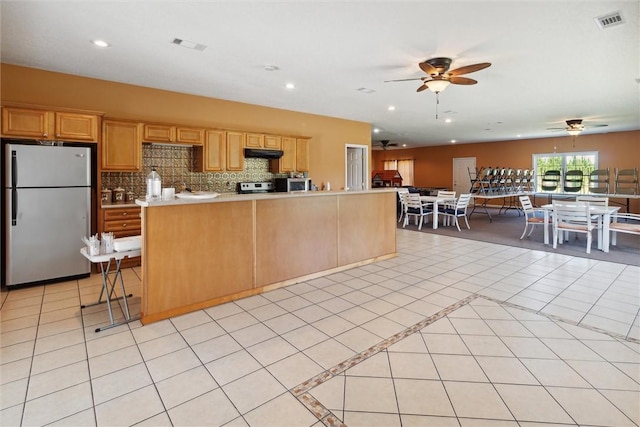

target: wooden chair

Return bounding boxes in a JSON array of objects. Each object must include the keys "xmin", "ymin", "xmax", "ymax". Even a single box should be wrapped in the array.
[
  {"xmin": 439, "ymin": 193, "xmax": 471, "ymax": 231},
  {"xmin": 518, "ymin": 195, "xmax": 549, "ymax": 239},
  {"xmin": 552, "ymin": 201, "xmax": 595, "ymax": 253},
  {"xmin": 403, "ymin": 193, "xmax": 433, "ymax": 230}
]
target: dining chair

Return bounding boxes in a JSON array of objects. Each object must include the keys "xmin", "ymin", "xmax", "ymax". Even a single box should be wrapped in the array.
[
  {"xmin": 397, "ymin": 188, "xmax": 410, "ymax": 223},
  {"xmin": 552, "ymin": 201, "xmax": 594, "ymax": 253},
  {"xmin": 439, "ymin": 193, "xmax": 471, "ymax": 231},
  {"xmin": 518, "ymin": 195, "xmax": 549, "ymax": 239},
  {"xmin": 403, "ymin": 193, "xmax": 433, "ymax": 230},
  {"xmin": 609, "ymin": 212, "xmax": 640, "ymax": 247}
]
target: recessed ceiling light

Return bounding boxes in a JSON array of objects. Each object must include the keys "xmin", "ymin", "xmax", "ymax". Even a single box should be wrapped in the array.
[
  {"xmin": 450, "ymin": 140, "xmax": 456, "ymax": 143},
  {"xmin": 373, "ymin": 128, "xmax": 380, "ymax": 133},
  {"xmin": 91, "ymin": 40, "xmax": 110, "ymax": 47},
  {"xmin": 402, "ymin": 144, "xmax": 407, "ymax": 147},
  {"xmin": 388, "ymin": 106, "xmax": 395, "ymax": 111},
  {"xmin": 445, "ymin": 118, "xmax": 452, "ymax": 123},
  {"xmin": 285, "ymin": 83, "xmax": 295, "ymax": 90},
  {"xmin": 516, "ymin": 134, "xmax": 522, "ymax": 138}
]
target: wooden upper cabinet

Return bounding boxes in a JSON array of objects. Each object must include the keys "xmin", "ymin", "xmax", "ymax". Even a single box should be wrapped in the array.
[
  {"xmin": 279, "ymin": 136, "xmax": 297, "ymax": 172},
  {"xmin": 143, "ymin": 123, "xmax": 204, "ymax": 145},
  {"xmin": 296, "ymin": 138, "xmax": 310, "ymax": 172},
  {"xmin": 2, "ymin": 107, "xmax": 98, "ymax": 142},
  {"xmin": 2, "ymin": 108, "xmax": 50, "ymax": 138},
  {"xmin": 176, "ymin": 127, "xmax": 204, "ymax": 145},
  {"xmin": 55, "ymin": 112, "xmax": 98, "ymax": 141},
  {"xmin": 226, "ymin": 131, "xmax": 245, "ymax": 171},
  {"xmin": 264, "ymin": 135, "xmax": 282, "ymax": 150},
  {"xmin": 245, "ymin": 133, "xmax": 264, "ymax": 148},
  {"xmin": 194, "ymin": 130, "xmax": 226, "ymax": 172},
  {"xmin": 102, "ymin": 120, "xmax": 142, "ymax": 172},
  {"xmin": 143, "ymin": 124, "xmax": 174, "ymax": 143}
]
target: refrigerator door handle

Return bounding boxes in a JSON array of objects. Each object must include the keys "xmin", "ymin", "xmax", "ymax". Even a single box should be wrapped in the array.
[
  {"xmin": 11, "ymin": 188, "xmax": 17, "ymax": 225},
  {"xmin": 11, "ymin": 149, "xmax": 17, "ymax": 188}
]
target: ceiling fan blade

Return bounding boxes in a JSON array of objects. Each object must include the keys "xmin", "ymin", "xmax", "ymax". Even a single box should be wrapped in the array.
[
  {"xmin": 447, "ymin": 62, "xmax": 491, "ymax": 76},
  {"xmin": 384, "ymin": 77, "xmax": 425, "ymax": 82},
  {"xmin": 419, "ymin": 61, "xmax": 438, "ymax": 75},
  {"xmin": 449, "ymin": 76, "xmax": 477, "ymax": 85},
  {"xmin": 417, "ymin": 84, "xmax": 429, "ymax": 92},
  {"xmin": 589, "ymin": 124, "xmax": 608, "ymax": 128}
]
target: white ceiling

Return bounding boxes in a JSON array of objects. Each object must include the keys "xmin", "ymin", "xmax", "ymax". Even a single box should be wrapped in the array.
[{"xmin": 1, "ymin": 1, "xmax": 639, "ymax": 149}]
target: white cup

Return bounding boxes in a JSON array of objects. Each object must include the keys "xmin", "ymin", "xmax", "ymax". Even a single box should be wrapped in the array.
[{"xmin": 162, "ymin": 187, "xmax": 175, "ymax": 200}]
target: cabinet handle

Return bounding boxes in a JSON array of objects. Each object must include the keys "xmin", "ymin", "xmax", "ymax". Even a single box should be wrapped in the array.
[
  {"xmin": 122, "ymin": 212, "xmax": 128, "ymax": 216},
  {"xmin": 56, "ymin": 134, "xmax": 61, "ymax": 138},
  {"xmin": 43, "ymin": 133, "xmax": 48, "ymax": 137},
  {"xmin": 123, "ymin": 223, "xmax": 127, "ymax": 227}
]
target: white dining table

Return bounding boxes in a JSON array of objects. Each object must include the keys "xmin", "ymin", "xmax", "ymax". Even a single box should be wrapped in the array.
[
  {"xmin": 420, "ymin": 195, "xmax": 457, "ymax": 229},
  {"xmin": 541, "ymin": 203, "xmax": 620, "ymax": 253}
]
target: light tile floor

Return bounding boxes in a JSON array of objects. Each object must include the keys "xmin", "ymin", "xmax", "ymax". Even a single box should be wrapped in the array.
[{"xmin": 1, "ymin": 229, "xmax": 639, "ymax": 426}]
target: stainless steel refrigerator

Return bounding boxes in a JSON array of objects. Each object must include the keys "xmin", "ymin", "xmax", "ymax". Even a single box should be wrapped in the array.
[{"xmin": 5, "ymin": 143, "xmax": 91, "ymax": 287}]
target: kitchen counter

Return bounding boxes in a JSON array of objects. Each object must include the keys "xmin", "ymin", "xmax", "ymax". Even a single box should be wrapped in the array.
[
  {"xmin": 135, "ymin": 188, "xmax": 396, "ymax": 207},
  {"xmin": 137, "ymin": 188, "xmax": 398, "ymax": 324},
  {"xmin": 101, "ymin": 202, "xmax": 139, "ymax": 209}
]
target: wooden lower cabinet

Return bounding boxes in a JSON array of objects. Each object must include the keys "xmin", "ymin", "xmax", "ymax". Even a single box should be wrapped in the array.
[{"xmin": 100, "ymin": 206, "xmax": 141, "ymax": 268}]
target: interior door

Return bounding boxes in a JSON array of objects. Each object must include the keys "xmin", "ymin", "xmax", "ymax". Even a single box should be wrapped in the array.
[
  {"xmin": 346, "ymin": 146, "xmax": 367, "ymax": 190},
  {"xmin": 453, "ymin": 157, "xmax": 476, "ymax": 196}
]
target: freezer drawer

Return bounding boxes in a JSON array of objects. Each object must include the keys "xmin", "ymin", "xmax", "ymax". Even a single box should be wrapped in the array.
[{"xmin": 6, "ymin": 187, "xmax": 90, "ymax": 286}]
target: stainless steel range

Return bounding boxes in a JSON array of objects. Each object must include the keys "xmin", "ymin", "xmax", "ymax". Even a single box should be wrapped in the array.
[{"xmin": 237, "ymin": 181, "xmax": 275, "ymax": 194}]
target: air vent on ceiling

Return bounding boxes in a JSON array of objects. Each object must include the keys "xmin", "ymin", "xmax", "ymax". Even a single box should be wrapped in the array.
[
  {"xmin": 594, "ymin": 11, "xmax": 624, "ymax": 29},
  {"xmin": 172, "ymin": 38, "xmax": 207, "ymax": 51}
]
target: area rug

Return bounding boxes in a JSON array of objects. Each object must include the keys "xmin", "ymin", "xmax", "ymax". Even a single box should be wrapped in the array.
[{"xmin": 399, "ymin": 207, "xmax": 640, "ymax": 267}]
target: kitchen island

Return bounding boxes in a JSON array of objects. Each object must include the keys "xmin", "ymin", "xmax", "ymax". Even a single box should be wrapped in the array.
[{"xmin": 136, "ymin": 189, "xmax": 398, "ymax": 324}]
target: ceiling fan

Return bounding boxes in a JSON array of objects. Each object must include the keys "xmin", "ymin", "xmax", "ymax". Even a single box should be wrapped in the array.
[
  {"xmin": 385, "ymin": 57, "xmax": 491, "ymax": 93},
  {"xmin": 547, "ymin": 119, "xmax": 608, "ymax": 136},
  {"xmin": 385, "ymin": 57, "xmax": 491, "ymax": 118},
  {"xmin": 376, "ymin": 140, "xmax": 398, "ymax": 150}
]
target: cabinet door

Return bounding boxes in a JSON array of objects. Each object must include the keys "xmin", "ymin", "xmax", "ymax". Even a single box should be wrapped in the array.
[
  {"xmin": 296, "ymin": 138, "xmax": 310, "ymax": 172},
  {"xmin": 1, "ymin": 107, "xmax": 51, "ymax": 138},
  {"xmin": 226, "ymin": 131, "xmax": 245, "ymax": 171},
  {"xmin": 55, "ymin": 112, "xmax": 98, "ymax": 141},
  {"xmin": 177, "ymin": 127, "xmax": 204, "ymax": 145},
  {"xmin": 102, "ymin": 120, "xmax": 142, "ymax": 171},
  {"xmin": 195, "ymin": 129, "xmax": 226, "ymax": 171},
  {"xmin": 279, "ymin": 137, "xmax": 297, "ymax": 172},
  {"xmin": 143, "ymin": 124, "xmax": 175, "ymax": 142},
  {"xmin": 245, "ymin": 133, "xmax": 264, "ymax": 148},
  {"xmin": 264, "ymin": 135, "xmax": 282, "ymax": 150}
]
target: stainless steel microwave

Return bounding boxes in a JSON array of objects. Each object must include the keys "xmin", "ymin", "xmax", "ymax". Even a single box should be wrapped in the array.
[{"xmin": 275, "ymin": 178, "xmax": 311, "ymax": 192}]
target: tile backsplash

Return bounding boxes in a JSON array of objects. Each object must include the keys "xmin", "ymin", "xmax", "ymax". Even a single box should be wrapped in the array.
[{"xmin": 101, "ymin": 144, "xmax": 283, "ymax": 198}]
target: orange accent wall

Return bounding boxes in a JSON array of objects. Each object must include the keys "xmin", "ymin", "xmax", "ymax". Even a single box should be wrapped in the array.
[
  {"xmin": 0, "ymin": 63, "xmax": 371, "ymax": 189},
  {"xmin": 373, "ymin": 131, "xmax": 640, "ymax": 212}
]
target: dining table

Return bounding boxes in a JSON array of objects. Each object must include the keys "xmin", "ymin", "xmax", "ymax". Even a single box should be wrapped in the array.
[
  {"xmin": 420, "ymin": 195, "xmax": 457, "ymax": 229},
  {"xmin": 541, "ymin": 203, "xmax": 620, "ymax": 253}
]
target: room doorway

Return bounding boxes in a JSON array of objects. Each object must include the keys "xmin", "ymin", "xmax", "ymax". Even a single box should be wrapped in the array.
[
  {"xmin": 345, "ymin": 144, "xmax": 369, "ymax": 190},
  {"xmin": 453, "ymin": 157, "xmax": 476, "ymax": 195}
]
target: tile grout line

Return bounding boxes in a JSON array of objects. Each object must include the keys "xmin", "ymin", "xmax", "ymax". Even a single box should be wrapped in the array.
[{"xmin": 290, "ymin": 294, "xmax": 479, "ymax": 426}]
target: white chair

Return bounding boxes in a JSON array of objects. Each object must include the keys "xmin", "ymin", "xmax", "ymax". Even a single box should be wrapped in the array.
[
  {"xmin": 576, "ymin": 195, "xmax": 608, "ymax": 241},
  {"xmin": 552, "ymin": 201, "xmax": 595, "ymax": 253},
  {"xmin": 518, "ymin": 195, "xmax": 549, "ymax": 239},
  {"xmin": 610, "ymin": 212, "xmax": 640, "ymax": 247},
  {"xmin": 403, "ymin": 193, "xmax": 433, "ymax": 230},
  {"xmin": 397, "ymin": 188, "xmax": 410, "ymax": 223},
  {"xmin": 436, "ymin": 190, "xmax": 457, "ymax": 211},
  {"xmin": 439, "ymin": 193, "xmax": 471, "ymax": 231}
]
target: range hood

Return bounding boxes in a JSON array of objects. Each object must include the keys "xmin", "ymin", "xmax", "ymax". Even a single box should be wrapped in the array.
[{"xmin": 244, "ymin": 148, "xmax": 284, "ymax": 159}]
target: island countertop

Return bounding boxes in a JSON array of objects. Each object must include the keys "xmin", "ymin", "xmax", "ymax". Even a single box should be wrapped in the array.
[
  {"xmin": 137, "ymin": 188, "xmax": 398, "ymax": 324},
  {"xmin": 135, "ymin": 188, "xmax": 398, "ymax": 207}
]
